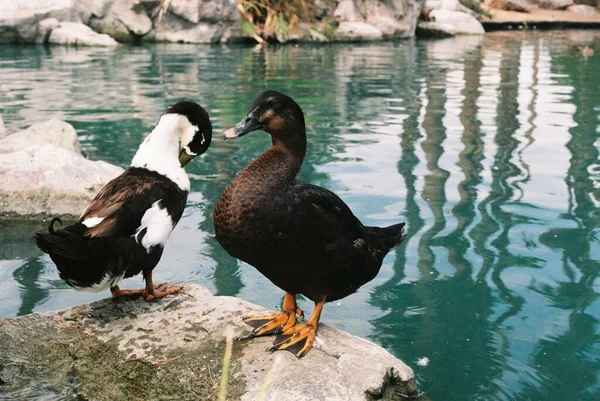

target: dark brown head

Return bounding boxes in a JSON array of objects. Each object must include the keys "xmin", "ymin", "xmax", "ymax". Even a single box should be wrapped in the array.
[{"xmin": 222, "ymin": 91, "xmax": 305, "ymax": 140}]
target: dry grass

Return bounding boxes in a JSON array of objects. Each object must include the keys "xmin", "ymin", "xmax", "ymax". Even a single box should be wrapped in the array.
[{"xmin": 237, "ymin": 0, "xmax": 316, "ymax": 42}]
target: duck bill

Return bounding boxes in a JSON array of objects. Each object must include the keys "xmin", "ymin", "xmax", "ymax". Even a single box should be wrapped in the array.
[
  {"xmin": 179, "ymin": 149, "xmax": 196, "ymax": 167},
  {"xmin": 222, "ymin": 114, "xmax": 262, "ymax": 140}
]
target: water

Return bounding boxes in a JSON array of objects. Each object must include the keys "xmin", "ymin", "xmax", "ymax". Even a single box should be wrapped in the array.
[{"xmin": 1, "ymin": 31, "xmax": 599, "ymax": 401}]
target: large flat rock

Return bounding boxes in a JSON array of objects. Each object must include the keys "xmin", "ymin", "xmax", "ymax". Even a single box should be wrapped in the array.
[{"xmin": 0, "ymin": 284, "xmax": 419, "ymax": 401}]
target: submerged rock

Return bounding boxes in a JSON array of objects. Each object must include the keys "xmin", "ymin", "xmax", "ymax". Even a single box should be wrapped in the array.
[
  {"xmin": 0, "ymin": 284, "xmax": 418, "ymax": 401},
  {"xmin": 0, "ymin": 119, "xmax": 122, "ymax": 217},
  {"xmin": 429, "ymin": 10, "xmax": 485, "ymax": 34}
]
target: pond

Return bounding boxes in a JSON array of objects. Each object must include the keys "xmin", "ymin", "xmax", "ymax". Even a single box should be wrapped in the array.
[{"xmin": 1, "ymin": 31, "xmax": 600, "ymax": 401}]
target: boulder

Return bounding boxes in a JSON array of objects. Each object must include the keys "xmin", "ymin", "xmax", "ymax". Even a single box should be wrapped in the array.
[
  {"xmin": 532, "ymin": 0, "xmax": 573, "ymax": 9},
  {"xmin": 0, "ymin": 0, "xmax": 74, "ymax": 43},
  {"xmin": 429, "ymin": 9, "xmax": 485, "ymax": 34},
  {"xmin": 567, "ymin": 4, "xmax": 597, "ymax": 13},
  {"xmin": 88, "ymin": 0, "xmax": 153, "ymax": 41},
  {"xmin": 333, "ymin": 0, "xmax": 423, "ymax": 39},
  {"xmin": 0, "ymin": 284, "xmax": 418, "ymax": 401},
  {"xmin": 489, "ymin": 0, "xmax": 533, "ymax": 11},
  {"xmin": 49, "ymin": 21, "xmax": 119, "ymax": 46},
  {"xmin": 0, "ymin": 119, "xmax": 82, "ymax": 154},
  {"xmin": 417, "ymin": 20, "xmax": 457, "ymax": 37},
  {"xmin": 336, "ymin": 21, "xmax": 384, "ymax": 41},
  {"xmin": 0, "ymin": 119, "xmax": 123, "ymax": 217}
]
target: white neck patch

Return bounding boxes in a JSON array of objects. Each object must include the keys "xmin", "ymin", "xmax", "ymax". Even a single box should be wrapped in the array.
[{"xmin": 130, "ymin": 114, "xmax": 191, "ymax": 192}]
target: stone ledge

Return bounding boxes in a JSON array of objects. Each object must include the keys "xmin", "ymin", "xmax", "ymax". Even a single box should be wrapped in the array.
[{"xmin": 0, "ymin": 284, "xmax": 419, "ymax": 401}]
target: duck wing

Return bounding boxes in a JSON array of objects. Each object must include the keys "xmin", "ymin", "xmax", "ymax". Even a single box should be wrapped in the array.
[
  {"xmin": 287, "ymin": 181, "xmax": 368, "ymax": 241},
  {"xmin": 79, "ymin": 168, "xmax": 187, "ymax": 249}
]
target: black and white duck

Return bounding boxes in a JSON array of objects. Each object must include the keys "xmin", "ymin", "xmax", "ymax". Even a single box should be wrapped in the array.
[
  {"xmin": 213, "ymin": 91, "xmax": 406, "ymax": 357},
  {"xmin": 35, "ymin": 101, "xmax": 212, "ymax": 301}
]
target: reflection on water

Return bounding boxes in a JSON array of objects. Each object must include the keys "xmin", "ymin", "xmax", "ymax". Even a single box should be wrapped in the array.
[{"xmin": 1, "ymin": 31, "xmax": 600, "ymax": 401}]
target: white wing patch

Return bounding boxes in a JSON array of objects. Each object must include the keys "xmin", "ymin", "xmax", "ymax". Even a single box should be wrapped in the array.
[
  {"xmin": 134, "ymin": 200, "xmax": 174, "ymax": 253},
  {"xmin": 82, "ymin": 217, "xmax": 105, "ymax": 228}
]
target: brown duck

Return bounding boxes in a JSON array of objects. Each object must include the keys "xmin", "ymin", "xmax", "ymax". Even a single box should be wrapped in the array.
[{"xmin": 214, "ymin": 91, "xmax": 406, "ymax": 357}]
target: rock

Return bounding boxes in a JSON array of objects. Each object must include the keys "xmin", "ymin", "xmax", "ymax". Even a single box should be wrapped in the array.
[
  {"xmin": 425, "ymin": 0, "xmax": 480, "ymax": 18},
  {"xmin": 532, "ymin": 0, "xmax": 573, "ymax": 9},
  {"xmin": 49, "ymin": 21, "xmax": 119, "ymax": 46},
  {"xmin": 0, "ymin": 119, "xmax": 81, "ymax": 154},
  {"xmin": 333, "ymin": 0, "xmax": 423, "ymax": 39},
  {"xmin": 153, "ymin": 21, "xmax": 227, "ymax": 43},
  {"xmin": 0, "ymin": 284, "xmax": 418, "ymax": 400},
  {"xmin": 336, "ymin": 21, "xmax": 384, "ymax": 41},
  {"xmin": 152, "ymin": 0, "xmax": 241, "ymax": 44},
  {"xmin": 429, "ymin": 9, "xmax": 485, "ymax": 34},
  {"xmin": 417, "ymin": 20, "xmax": 457, "ymax": 37},
  {"xmin": 0, "ymin": 119, "xmax": 123, "ymax": 217},
  {"xmin": 0, "ymin": 114, "xmax": 5, "ymax": 138},
  {"xmin": 36, "ymin": 17, "xmax": 60, "ymax": 43},
  {"xmin": 88, "ymin": 0, "xmax": 153, "ymax": 41},
  {"xmin": 489, "ymin": 0, "xmax": 533, "ymax": 11},
  {"xmin": 567, "ymin": 4, "xmax": 597, "ymax": 14},
  {"xmin": 0, "ymin": 0, "xmax": 74, "ymax": 43}
]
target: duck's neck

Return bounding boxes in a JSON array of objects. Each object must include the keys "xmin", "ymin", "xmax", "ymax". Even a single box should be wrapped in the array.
[
  {"xmin": 130, "ymin": 114, "xmax": 190, "ymax": 191},
  {"xmin": 271, "ymin": 128, "xmax": 306, "ymax": 175},
  {"xmin": 237, "ymin": 127, "xmax": 306, "ymax": 186}
]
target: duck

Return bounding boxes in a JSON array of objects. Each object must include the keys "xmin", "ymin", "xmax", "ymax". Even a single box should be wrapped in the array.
[
  {"xmin": 213, "ymin": 91, "xmax": 406, "ymax": 357},
  {"xmin": 35, "ymin": 100, "xmax": 212, "ymax": 301}
]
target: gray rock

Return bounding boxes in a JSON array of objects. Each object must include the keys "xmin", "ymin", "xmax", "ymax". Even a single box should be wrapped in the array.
[
  {"xmin": 489, "ymin": 0, "xmax": 533, "ymax": 11},
  {"xmin": 88, "ymin": 0, "xmax": 153, "ymax": 41},
  {"xmin": 49, "ymin": 21, "xmax": 119, "ymax": 46},
  {"xmin": 417, "ymin": 20, "xmax": 457, "ymax": 37},
  {"xmin": 0, "ymin": 0, "xmax": 74, "ymax": 43},
  {"xmin": 567, "ymin": 4, "xmax": 597, "ymax": 14},
  {"xmin": 0, "ymin": 284, "xmax": 418, "ymax": 400},
  {"xmin": 429, "ymin": 9, "xmax": 485, "ymax": 34},
  {"xmin": 0, "ymin": 119, "xmax": 123, "ymax": 217},
  {"xmin": 336, "ymin": 21, "xmax": 384, "ymax": 41},
  {"xmin": 333, "ymin": 0, "xmax": 423, "ymax": 39},
  {"xmin": 154, "ymin": 22, "xmax": 223, "ymax": 43},
  {"xmin": 36, "ymin": 17, "xmax": 60, "ymax": 43},
  {"xmin": 532, "ymin": 0, "xmax": 573, "ymax": 9},
  {"xmin": 0, "ymin": 118, "xmax": 82, "ymax": 154}
]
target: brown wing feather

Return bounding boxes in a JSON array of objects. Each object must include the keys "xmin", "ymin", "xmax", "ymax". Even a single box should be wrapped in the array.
[
  {"xmin": 80, "ymin": 174, "xmax": 158, "ymax": 238},
  {"xmin": 86, "ymin": 216, "xmax": 119, "ymax": 238}
]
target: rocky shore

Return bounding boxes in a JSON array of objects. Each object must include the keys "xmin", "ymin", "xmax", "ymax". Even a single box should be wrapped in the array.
[
  {"xmin": 1, "ymin": 0, "xmax": 598, "ymax": 45},
  {"xmin": 0, "ymin": 284, "xmax": 420, "ymax": 401},
  {"xmin": 0, "ymin": 0, "xmax": 426, "ymax": 44}
]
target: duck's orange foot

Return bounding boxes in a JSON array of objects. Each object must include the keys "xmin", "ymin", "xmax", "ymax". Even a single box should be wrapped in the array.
[
  {"xmin": 144, "ymin": 283, "xmax": 182, "ymax": 301},
  {"xmin": 270, "ymin": 323, "xmax": 318, "ymax": 358},
  {"xmin": 243, "ymin": 308, "xmax": 300, "ymax": 337}
]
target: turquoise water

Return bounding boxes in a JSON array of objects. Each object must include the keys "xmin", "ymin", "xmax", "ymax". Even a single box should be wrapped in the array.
[{"xmin": 1, "ymin": 31, "xmax": 600, "ymax": 400}]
